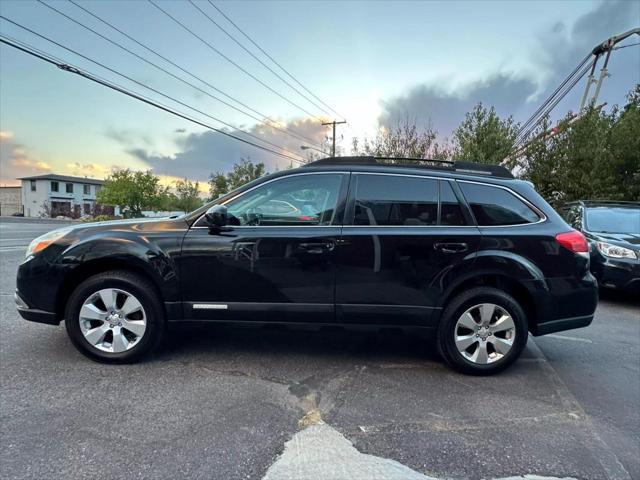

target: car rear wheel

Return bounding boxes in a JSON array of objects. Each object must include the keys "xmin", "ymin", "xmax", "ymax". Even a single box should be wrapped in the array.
[
  {"xmin": 437, "ymin": 287, "xmax": 528, "ymax": 375},
  {"xmin": 65, "ymin": 271, "xmax": 165, "ymax": 363}
]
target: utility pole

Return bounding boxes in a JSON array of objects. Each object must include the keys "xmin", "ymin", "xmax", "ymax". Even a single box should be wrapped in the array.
[
  {"xmin": 322, "ymin": 120, "xmax": 346, "ymax": 157},
  {"xmin": 579, "ymin": 27, "xmax": 640, "ymax": 110}
]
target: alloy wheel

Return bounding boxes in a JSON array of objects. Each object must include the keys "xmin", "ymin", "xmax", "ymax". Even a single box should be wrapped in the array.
[
  {"xmin": 454, "ymin": 303, "xmax": 516, "ymax": 364},
  {"xmin": 78, "ymin": 288, "xmax": 147, "ymax": 353}
]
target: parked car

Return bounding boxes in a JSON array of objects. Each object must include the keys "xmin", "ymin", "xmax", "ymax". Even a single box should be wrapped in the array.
[
  {"xmin": 15, "ymin": 157, "xmax": 598, "ymax": 374},
  {"xmin": 560, "ymin": 200, "xmax": 640, "ymax": 293}
]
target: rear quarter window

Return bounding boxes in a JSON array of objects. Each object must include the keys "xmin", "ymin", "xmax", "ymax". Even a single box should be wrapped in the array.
[{"xmin": 459, "ymin": 182, "xmax": 540, "ymax": 226}]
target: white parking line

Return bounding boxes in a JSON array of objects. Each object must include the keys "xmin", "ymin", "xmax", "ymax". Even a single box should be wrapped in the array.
[
  {"xmin": 545, "ymin": 334, "xmax": 594, "ymax": 344},
  {"xmin": 527, "ymin": 339, "xmax": 631, "ymax": 480}
]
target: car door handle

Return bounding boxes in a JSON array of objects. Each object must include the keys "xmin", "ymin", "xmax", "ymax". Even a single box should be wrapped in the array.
[
  {"xmin": 299, "ymin": 241, "xmax": 335, "ymax": 254},
  {"xmin": 434, "ymin": 242, "xmax": 468, "ymax": 253}
]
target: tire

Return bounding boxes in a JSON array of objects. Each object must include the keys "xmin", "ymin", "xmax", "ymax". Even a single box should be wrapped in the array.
[
  {"xmin": 437, "ymin": 287, "xmax": 528, "ymax": 375},
  {"xmin": 64, "ymin": 270, "xmax": 165, "ymax": 363}
]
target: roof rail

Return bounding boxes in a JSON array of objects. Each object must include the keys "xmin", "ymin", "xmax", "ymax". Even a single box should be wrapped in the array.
[
  {"xmin": 303, "ymin": 156, "xmax": 515, "ymax": 179},
  {"xmin": 567, "ymin": 200, "xmax": 640, "ymax": 206}
]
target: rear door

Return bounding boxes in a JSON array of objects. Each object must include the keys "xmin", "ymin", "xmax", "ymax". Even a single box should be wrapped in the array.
[{"xmin": 334, "ymin": 173, "xmax": 480, "ymax": 327}]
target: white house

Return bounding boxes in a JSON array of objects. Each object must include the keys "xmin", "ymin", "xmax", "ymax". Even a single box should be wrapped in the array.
[{"xmin": 18, "ymin": 174, "xmax": 113, "ymax": 218}]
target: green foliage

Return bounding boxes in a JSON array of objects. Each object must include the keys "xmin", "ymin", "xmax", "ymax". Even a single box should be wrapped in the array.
[
  {"xmin": 173, "ymin": 178, "xmax": 203, "ymax": 212},
  {"xmin": 351, "ymin": 119, "xmax": 445, "ymax": 159},
  {"xmin": 452, "ymin": 103, "xmax": 518, "ymax": 164},
  {"xmin": 208, "ymin": 158, "xmax": 265, "ymax": 200},
  {"xmin": 97, "ymin": 169, "xmax": 167, "ymax": 217},
  {"xmin": 82, "ymin": 214, "xmax": 118, "ymax": 223},
  {"xmin": 519, "ymin": 85, "xmax": 640, "ymax": 208}
]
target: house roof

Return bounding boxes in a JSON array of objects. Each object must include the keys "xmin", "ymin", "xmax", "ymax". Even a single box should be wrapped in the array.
[{"xmin": 17, "ymin": 174, "xmax": 104, "ymax": 185}]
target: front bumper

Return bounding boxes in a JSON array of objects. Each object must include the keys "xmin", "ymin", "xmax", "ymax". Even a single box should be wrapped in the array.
[
  {"xmin": 591, "ymin": 254, "xmax": 640, "ymax": 292},
  {"xmin": 15, "ymin": 291, "xmax": 59, "ymax": 326}
]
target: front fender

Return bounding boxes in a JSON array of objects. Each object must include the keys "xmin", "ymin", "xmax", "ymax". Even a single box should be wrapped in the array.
[{"xmin": 57, "ymin": 233, "xmax": 181, "ymax": 302}]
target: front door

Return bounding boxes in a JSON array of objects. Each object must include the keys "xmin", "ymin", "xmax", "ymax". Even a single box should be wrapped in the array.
[
  {"xmin": 180, "ymin": 172, "xmax": 348, "ymax": 323},
  {"xmin": 335, "ymin": 173, "xmax": 480, "ymax": 327}
]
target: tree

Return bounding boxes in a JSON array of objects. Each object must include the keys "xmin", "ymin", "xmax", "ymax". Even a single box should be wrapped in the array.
[
  {"xmin": 227, "ymin": 158, "xmax": 266, "ymax": 189},
  {"xmin": 208, "ymin": 158, "xmax": 265, "ymax": 200},
  {"xmin": 174, "ymin": 178, "xmax": 202, "ymax": 212},
  {"xmin": 518, "ymin": 84, "xmax": 640, "ymax": 208},
  {"xmin": 351, "ymin": 119, "xmax": 447, "ymax": 159},
  {"xmin": 452, "ymin": 103, "xmax": 518, "ymax": 164},
  {"xmin": 97, "ymin": 169, "xmax": 167, "ymax": 217},
  {"xmin": 208, "ymin": 172, "xmax": 229, "ymax": 200}
]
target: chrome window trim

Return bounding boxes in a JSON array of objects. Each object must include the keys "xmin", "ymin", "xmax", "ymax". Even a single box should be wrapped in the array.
[
  {"xmin": 191, "ymin": 170, "xmax": 547, "ymax": 229},
  {"xmin": 191, "ymin": 171, "xmax": 347, "ymax": 229},
  {"xmin": 456, "ymin": 179, "xmax": 547, "ymax": 227}
]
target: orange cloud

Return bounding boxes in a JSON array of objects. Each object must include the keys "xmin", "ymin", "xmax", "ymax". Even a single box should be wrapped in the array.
[{"xmin": 0, "ymin": 134, "xmax": 51, "ymax": 184}]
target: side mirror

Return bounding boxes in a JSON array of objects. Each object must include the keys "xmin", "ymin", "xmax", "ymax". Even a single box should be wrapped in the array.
[{"xmin": 205, "ymin": 204, "xmax": 228, "ymax": 228}]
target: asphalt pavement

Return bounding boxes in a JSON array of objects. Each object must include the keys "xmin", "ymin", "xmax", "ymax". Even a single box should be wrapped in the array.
[{"xmin": 0, "ymin": 218, "xmax": 638, "ymax": 480}]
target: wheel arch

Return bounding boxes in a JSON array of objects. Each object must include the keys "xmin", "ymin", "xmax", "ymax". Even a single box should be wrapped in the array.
[
  {"xmin": 55, "ymin": 258, "xmax": 167, "ymax": 322},
  {"xmin": 441, "ymin": 273, "xmax": 538, "ymax": 333}
]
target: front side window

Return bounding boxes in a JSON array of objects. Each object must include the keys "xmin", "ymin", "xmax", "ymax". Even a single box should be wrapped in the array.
[
  {"xmin": 459, "ymin": 182, "xmax": 540, "ymax": 226},
  {"xmin": 66, "ymin": 183, "xmax": 74, "ymax": 194},
  {"xmin": 225, "ymin": 174, "xmax": 343, "ymax": 226},
  {"xmin": 83, "ymin": 184, "xmax": 91, "ymax": 195},
  {"xmin": 353, "ymin": 174, "xmax": 438, "ymax": 226},
  {"xmin": 51, "ymin": 181, "xmax": 59, "ymax": 192},
  {"xmin": 30, "ymin": 180, "xmax": 36, "ymax": 192}
]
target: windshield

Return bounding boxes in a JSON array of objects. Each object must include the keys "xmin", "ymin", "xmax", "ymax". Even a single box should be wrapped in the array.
[{"xmin": 585, "ymin": 207, "xmax": 640, "ymax": 234}]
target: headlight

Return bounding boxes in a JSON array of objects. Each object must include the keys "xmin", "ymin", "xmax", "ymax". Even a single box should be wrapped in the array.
[
  {"xmin": 25, "ymin": 228, "xmax": 71, "ymax": 259},
  {"xmin": 596, "ymin": 241, "xmax": 638, "ymax": 259}
]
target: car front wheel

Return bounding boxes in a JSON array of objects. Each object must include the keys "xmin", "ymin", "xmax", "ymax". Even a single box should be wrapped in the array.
[
  {"xmin": 65, "ymin": 271, "xmax": 165, "ymax": 363},
  {"xmin": 437, "ymin": 287, "xmax": 528, "ymax": 375}
]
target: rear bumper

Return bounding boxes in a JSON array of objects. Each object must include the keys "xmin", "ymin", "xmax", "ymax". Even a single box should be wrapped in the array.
[
  {"xmin": 527, "ymin": 272, "xmax": 598, "ymax": 336},
  {"xmin": 534, "ymin": 314, "xmax": 594, "ymax": 336},
  {"xmin": 15, "ymin": 291, "xmax": 59, "ymax": 326}
]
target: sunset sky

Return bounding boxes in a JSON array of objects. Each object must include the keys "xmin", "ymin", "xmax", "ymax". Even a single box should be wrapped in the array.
[{"xmin": 1, "ymin": 0, "xmax": 638, "ymax": 187}]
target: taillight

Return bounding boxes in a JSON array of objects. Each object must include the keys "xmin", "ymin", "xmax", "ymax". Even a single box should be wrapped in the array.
[{"xmin": 555, "ymin": 230, "xmax": 588, "ymax": 253}]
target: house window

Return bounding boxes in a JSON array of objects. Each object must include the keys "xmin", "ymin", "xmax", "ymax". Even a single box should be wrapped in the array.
[
  {"xmin": 51, "ymin": 181, "xmax": 59, "ymax": 192},
  {"xmin": 83, "ymin": 184, "xmax": 91, "ymax": 195},
  {"xmin": 84, "ymin": 203, "xmax": 91, "ymax": 214},
  {"xmin": 66, "ymin": 183, "xmax": 74, "ymax": 194},
  {"xmin": 30, "ymin": 180, "xmax": 36, "ymax": 192}
]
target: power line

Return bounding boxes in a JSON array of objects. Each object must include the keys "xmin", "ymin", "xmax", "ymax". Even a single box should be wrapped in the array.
[
  {"xmin": 613, "ymin": 42, "xmax": 640, "ymax": 50},
  {"xmin": 189, "ymin": 0, "xmax": 333, "ymax": 119},
  {"xmin": 65, "ymin": 0, "xmax": 325, "ymax": 149},
  {"xmin": 518, "ymin": 59, "xmax": 594, "ymax": 145},
  {"xmin": 0, "ymin": 18, "xmax": 305, "ymax": 163},
  {"xmin": 209, "ymin": 1, "xmax": 346, "ymax": 121},
  {"xmin": 32, "ymin": 1, "xmax": 311, "ymax": 157},
  {"xmin": 148, "ymin": 0, "xmax": 324, "ymax": 122},
  {"xmin": 0, "ymin": 35, "xmax": 304, "ymax": 163},
  {"xmin": 514, "ymin": 52, "xmax": 592, "ymax": 145},
  {"xmin": 510, "ymin": 58, "xmax": 594, "ymax": 156}
]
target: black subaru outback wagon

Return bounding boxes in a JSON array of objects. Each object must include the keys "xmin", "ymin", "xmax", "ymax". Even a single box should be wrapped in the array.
[{"xmin": 16, "ymin": 157, "xmax": 598, "ymax": 374}]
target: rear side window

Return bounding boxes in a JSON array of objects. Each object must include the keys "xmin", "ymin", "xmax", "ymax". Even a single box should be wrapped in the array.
[
  {"xmin": 354, "ymin": 175, "xmax": 438, "ymax": 226},
  {"xmin": 459, "ymin": 182, "xmax": 540, "ymax": 226},
  {"xmin": 440, "ymin": 181, "xmax": 466, "ymax": 226}
]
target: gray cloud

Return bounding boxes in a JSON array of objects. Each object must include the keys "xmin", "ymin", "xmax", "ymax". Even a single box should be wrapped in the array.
[
  {"xmin": 378, "ymin": 74, "xmax": 537, "ymax": 137},
  {"xmin": 124, "ymin": 118, "xmax": 327, "ymax": 181},
  {"xmin": 378, "ymin": 0, "xmax": 639, "ymax": 136}
]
